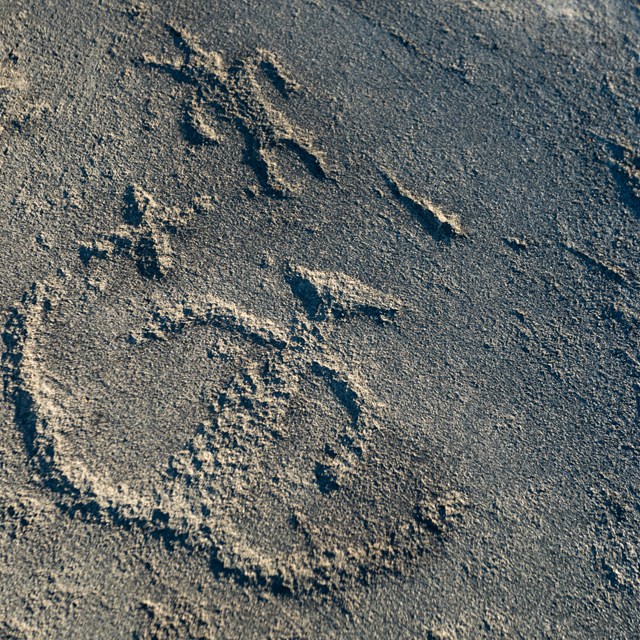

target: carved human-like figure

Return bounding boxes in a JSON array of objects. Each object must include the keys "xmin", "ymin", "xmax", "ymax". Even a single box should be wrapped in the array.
[{"xmin": 144, "ymin": 24, "xmax": 329, "ymax": 197}]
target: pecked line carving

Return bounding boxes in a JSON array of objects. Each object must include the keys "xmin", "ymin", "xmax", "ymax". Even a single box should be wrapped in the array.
[
  {"xmin": 2, "ymin": 267, "xmax": 463, "ymax": 600},
  {"xmin": 143, "ymin": 24, "xmax": 330, "ymax": 198}
]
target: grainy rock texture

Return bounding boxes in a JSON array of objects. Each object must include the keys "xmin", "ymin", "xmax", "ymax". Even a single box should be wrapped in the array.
[{"xmin": 0, "ymin": 0, "xmax": 639, "ymax": 637}]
